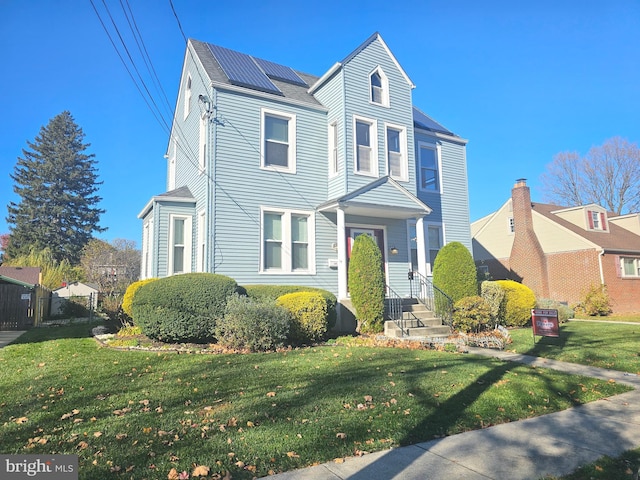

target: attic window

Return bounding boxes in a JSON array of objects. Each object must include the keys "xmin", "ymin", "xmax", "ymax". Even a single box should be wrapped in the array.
[
  {"xmin": 588, "ymin": 210, "xmax": 607, "ymax": 231},
  {"xmin": 370, "ymin": 67, "xmax": 389, "ymax": 107}
]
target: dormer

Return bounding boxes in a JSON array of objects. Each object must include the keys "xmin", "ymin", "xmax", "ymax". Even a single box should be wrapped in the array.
[
  {"xmin": 609, "ymin": 213, "xmax": 640, "ymax": 235},
  {"xmin": 552, "ymin": 204, "xmax": 609, "ymax": 233},
  {"xmin": 369, "ymin": 66, "xmax": 389, "ymax": 107}
]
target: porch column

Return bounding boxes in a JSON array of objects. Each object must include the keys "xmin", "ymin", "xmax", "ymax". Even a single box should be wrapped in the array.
[
  {"xmin": 416, "ymin": 216, "xmax": 428, "ymax": 278},
  {"xmin": 337, "ymin": 207, "xmax": 347, "ymax": 299}
]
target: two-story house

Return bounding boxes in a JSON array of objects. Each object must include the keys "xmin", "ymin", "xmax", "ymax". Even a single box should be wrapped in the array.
[
  {"xmin": 139, "ymin": 33, "xmax": 471, "ymax": 330},
  {"xmin": 472, "ymin": 179, "xmax": 640, "ymax": 313}
]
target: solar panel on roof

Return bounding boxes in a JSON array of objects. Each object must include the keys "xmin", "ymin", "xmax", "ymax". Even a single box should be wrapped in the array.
[
  {"xmin": 252, "ymin": 57, "xmax": 308, "ymax": 87},
  {"xmin": 207, "ymin": 44, "xmax": 282, "ymax": 95}
]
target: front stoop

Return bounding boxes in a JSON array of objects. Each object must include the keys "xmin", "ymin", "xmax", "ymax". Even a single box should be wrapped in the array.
[{"xmin": 384, "ymin": 298, "xmax": 451, "ymax": 339}]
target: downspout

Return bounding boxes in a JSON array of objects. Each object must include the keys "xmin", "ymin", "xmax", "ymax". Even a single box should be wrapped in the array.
[
  {"xmin": 598, "ymin": 248, "xmax": 605, "ymax": 286},
  {"xmin": 210, "ymin": 86, "xmax": 218, "ymax": 273}
]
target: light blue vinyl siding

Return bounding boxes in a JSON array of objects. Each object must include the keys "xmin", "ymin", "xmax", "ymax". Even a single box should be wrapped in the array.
[{"xmin": 152, "ymin": 202, "xmax": 196, "ymax": 277}]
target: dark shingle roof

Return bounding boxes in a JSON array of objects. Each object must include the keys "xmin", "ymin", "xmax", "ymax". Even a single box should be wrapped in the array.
[
  {"xmin": 0, "ymin": 266, "xmax": 41, "ymax": 285},
  {"xmin": 412, "ymin": 107, "xmax": 455, "ymax": 136},
  {"xmin": 533, "ymin": 203, "xmax": 640, "ymax": 253}
]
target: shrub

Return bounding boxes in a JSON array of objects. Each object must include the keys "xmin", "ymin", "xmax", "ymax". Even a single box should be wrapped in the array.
[
  {"xmin": 536, "ymin": 299, "xmax": 575, "ymax": 323},
  {"xmin": 122, "ymin": 278, "xmax": 157, "ymax": 318},
  {"xmin": 495, "ymin": 280, "xmax": 536, "ymax": 327},
  {"xmin": 452, "ymin": 296, "xmax": 492, "ymax": 333},
  {"xmin": 276, "ymin": 291, "xmax": 328, "ymax": 344},
  {"xmin": 214, "ymin": 294, "xmax": 290, "ymax": 352},
  {"xmin": 480, "ymin": 281, "xmax": 505, "ymax": 324},
  {"xmin": 243, "ymin": 284, "xmax": 337, "ymax": 330},
  {"xmin": 347, "ymin": 235, "xmax": 385, "ymax": 333},
  {"xmin": 60, "ymin": 296, "xmax": 90, "ymax": 318},
  {"xmin": 131, "ymin": 273, "xmax": 238, "ymax": 343},
  {"xmin": 578, "ymin": 284, "xmax": 612, "ymax": 316},
  {"xmin": 432, "ymin": 242, "xmax": 477, "ymax": 303}
]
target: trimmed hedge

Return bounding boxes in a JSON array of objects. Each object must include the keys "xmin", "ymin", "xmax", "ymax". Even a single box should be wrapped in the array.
[
  {"xmin": 122, "ymin": 278, "xmax": 157, "ymax": 317},
  {"xmin": 432, "ymin": 241, "xmax": 478, "ymax": 303},
  {"xmin": 480, "ymin": 280, "xmax": 505, "ymax": 324},
  {"xmin": 453, "ymin": 296, "xmax": 492, "ymax": 333},
  {"xmin": 495, "ymin": 280, "xmax": 536, "ymax": 327},
  {"xmin": 214, "ymin": 294, "xmax": 290, "ymax": 352},
  {"xmin": 131, "ymin": 273, "xmax": 238, "ymax": 343},
  {"xmin": 277, "ymin": 291, "xmax": 328, "ymax": 344},
  {"xmin": 347, "ymin": 234, "xmax": 385, "ymax": 333},
  {"xmin": 242, "ymin": 284, "xmax": 337, "ymax": 330}
]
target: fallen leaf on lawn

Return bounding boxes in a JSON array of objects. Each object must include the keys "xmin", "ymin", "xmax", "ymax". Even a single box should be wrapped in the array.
[
  {"xmin": 246, "ymin": 421, "xmax": 254, "ymax": 428},
  {"xmin": 227, "ymin": 417, "xmax": 237, "ymax": 427},
  {"xmin": 266, "ymin": 391, "xmax": 276, "ymax": 397},
  {"xmin": 15, "ymin": 417, "xmax": 28, "ymax": 424},
  {"xmin": 143, "ymin": 427, "xmax": 152, "ymax": 434},
  {"xmin": 93, "ymin": 432, "xmax": 103, "ymax": 438},
  {"xmin": 404, "ymin": 409, "xmax": 411, "ymax": 415},
  {"xmin": 287, "ymin": 451, "xmax": 300, "ymax": 458},
  {"xmin": 364, "ymin": 395, "xmax": 373, "ymax": 402},
  {"xmin": 334, "ymin": 458, "xmax": 345, "ymax": 463},
  {"xmin": 125, "ymin": 465, "xmax": 134, "ymax": 473},
  {"xmin": 192, "ymin": 464, "xmax": 210, "ymax": 476},
  {"xmin": 38, "ymin": 363, "xmax": 46, "ymax": 367},
  {"xmin": 336, "ymin": 432, "xmax": 347, "ymax": 439},
  {"xmin": 235, "ymin": 461, "xmax": 245, "ymax": 468},
  {"xmin": 167, "ymin": 468, "xmax": 179, "ymax": 480},
  {"xmin": 115, "ymin": 433, "xmax": 128, "ymax": 440},
  {"xmin": 77, "ymin": 441, "xmax": 89, "ymax": 450}
]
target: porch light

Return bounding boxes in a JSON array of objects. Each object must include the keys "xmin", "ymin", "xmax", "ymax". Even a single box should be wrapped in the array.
[{"xmin": 390, "ymin": 247, "xmax": 399, "ymax": 255}]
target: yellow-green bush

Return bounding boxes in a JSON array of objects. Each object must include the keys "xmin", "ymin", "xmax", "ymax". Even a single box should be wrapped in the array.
[
  {"xmin": 122, "ymin": 278, "xmax": 157, "ymax": 317},
  {"xmin": 495, "ymin": 280, "xmax": 536, "ymax": 327},
  {"xmin": 453, "ymin": 296, "xmax": 492, "ymax": 333},
  {"xmin": 276, "ymin": 291, "xmax": 328, "ymax": 344}
]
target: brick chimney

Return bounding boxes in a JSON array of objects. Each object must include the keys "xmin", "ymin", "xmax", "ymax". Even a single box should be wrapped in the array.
[{"xmin": 509, "ymin": 179, "xmax": 549, "ymax": 298}]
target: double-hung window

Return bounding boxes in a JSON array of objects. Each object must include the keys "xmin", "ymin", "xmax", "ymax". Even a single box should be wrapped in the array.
[
  {"xmin": 169, "ymin": 214, "xmax": 192, "ymax": 275},
  {"xmin": 370, "ymin": 67, "xmax": 389, "ymax": 107},
  {"xmin": 587, "ymin": 210, "xmax": 607, "ymax": 231},
  {"xmin": 418, "ymin": 141, "xmax": 440, "ymax": 192},
  {"xmin": 621, "ymin": 257, "xmax": 640, "ymax": 277},
  {"xmin": 262, "ymin": 208, "xmax": 315, "ymax": 273},
  {"xmin": 386, "ymin": 124, "xmax": 407, "ymax": 181},
  {"xmin": 354, "ymin": 117, "xmax": 377, "ymax": 176},
  {"xmin": 262, "ymin": 109, "xmax": 296, "ymax": 173}
]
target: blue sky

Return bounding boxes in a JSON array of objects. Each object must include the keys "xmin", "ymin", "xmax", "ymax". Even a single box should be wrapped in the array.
[{"xmin": 1, "ymin": 0, "xmax": 639, "ymax": 248}]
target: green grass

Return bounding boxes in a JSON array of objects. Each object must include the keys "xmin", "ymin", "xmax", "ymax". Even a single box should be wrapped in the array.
[
  {"xmin": 509, "ymin": 321, "xmax": 640, "ymax": 373},
  {"xmin": 542, "ymin": 447, "xmax": 640, "ymax": 480},
  {"xmin": 0, "ymin": 324, "xmax": 632, "ymax": 480}
]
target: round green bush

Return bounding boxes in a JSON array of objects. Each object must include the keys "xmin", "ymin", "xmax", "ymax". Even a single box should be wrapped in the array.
[
  {"xmin": 276, "ymin": 291, "xmax": 328, "ymax": 344},
  {"xmin": 495, "ymin": 280, "xmax": 536, "ymax": 327},
  {"xmin": 214, "ymin": 294, "xmax": 290, "ymax": 352},
  {"xmin": 122, "ymin": 278, "xmax": 157, "ymax": 318},
  {"xmin": 453, "ymin": 296, "xmax": 492, "ymax": 333},
  {"xmin": 243, "ymin": 284, "xmax": 337, "ymax": 330},
  {"xmin": 347, "ymin": 235, "xmax": 385, "ymax": 333},
  {"xmin": 131, "ymin": 273, "xmax": 238, "ymax": 343},
  {"xmin": 432, "ymin": 242, "xmax": 478, "ymax": 303}
]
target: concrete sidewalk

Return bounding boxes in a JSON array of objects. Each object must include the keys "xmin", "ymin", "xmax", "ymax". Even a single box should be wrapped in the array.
[
  {"xmin": 0, "ymin": 330, "xmax": 26, "ymax": 348},
  {"xmin": 264, "ymin": 348, "xmax": 640, "ymax": 480}
]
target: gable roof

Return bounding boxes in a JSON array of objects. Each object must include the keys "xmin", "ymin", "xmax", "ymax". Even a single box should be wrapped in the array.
[
  {"xmin": 138, "ymin": 186, "xmax": 196, "ymax": 218},
  {"xmin": 317, "ymin": 176, "xmax": 432, "ymax": 219},
  {"xmin": 532, "ymin": 203, "xmax": 640, "ymax": 253},
  {"xmin": 413, "ymin": 107, "xmax": 455, "ymax": 136},
  {"xmin": 0, "ymin": 266, "xmax": 40, "ymax": 286}
]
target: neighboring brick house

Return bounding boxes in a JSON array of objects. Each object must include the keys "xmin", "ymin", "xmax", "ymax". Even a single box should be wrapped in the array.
[{"xmin": 472, "ymin": 179, "xmax": 640, "ymax": 313}]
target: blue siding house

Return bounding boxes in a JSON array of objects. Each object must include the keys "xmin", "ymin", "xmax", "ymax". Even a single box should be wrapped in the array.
[{"xmin": 139, "ymin": 33, "xmax": 471, "ymax": 330}]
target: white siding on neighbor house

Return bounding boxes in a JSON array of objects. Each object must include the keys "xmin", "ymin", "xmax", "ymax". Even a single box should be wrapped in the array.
[
  {"xmin": 533, "ymin": 214, "xmax": 598, "ymax": 253},
  {"xmin": 472, "ymin": 201, "xmax": 515, "ymax": 261},
  {"xmin": 610, "ymin": 214, "xmax": 640, "ymax": 235}
]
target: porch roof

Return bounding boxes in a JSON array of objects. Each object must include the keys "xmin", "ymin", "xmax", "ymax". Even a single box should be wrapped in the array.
[{"xmin": 317, "ymin": 176, "xmax": 432, "ymax": 219}]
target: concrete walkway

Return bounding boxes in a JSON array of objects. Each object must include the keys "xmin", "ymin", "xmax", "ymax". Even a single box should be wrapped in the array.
[
  {"xmin": 264, "ymin": 348, "xmax": 640, "ymax": 480},
  {"xmin": 0, "ymin": 330, "xmax": 26, "ymax": 348}
]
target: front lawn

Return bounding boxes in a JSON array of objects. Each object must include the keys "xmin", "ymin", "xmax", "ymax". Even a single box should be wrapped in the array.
[
  {"xmin": 508, "ymin": 321, "xmax": 640, "ymax": 373},
  {"xmin": 0, "ymin": 324, "xmax": 631, "ymax": 479}
]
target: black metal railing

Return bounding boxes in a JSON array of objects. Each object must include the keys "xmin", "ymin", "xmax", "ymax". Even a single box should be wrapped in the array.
[
  {"xmin": 408, "ymin": 271, "xmax": 454, "ymax": 328},
  {"xmin": 385, "ymin": 285, "xmax": 406, "ymax": 336}
]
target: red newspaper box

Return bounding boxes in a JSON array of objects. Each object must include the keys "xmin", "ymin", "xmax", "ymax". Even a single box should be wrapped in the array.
[{"xmin": 531, "ymin": 309, "xmax": 559, "ymax": 338}]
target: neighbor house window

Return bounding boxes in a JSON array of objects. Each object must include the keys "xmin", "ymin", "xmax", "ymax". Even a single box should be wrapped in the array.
[
  {"xmin": 354, "ymin": 116, "xmax": 377, "ymax": 176},
  {"xmin": 183, "ymin": 74, "xmax": 192, "ymax": 120},
  {"xmin": 261, "ymin": 208, "xmax": 315, "ymax": 274},
  {"xmin": 370, "ymin": 67, "xmax": 389, "ymax": 107},
  {"xmin": 588, "ymin": 210, "xmax": 607, "ymax": 231},
  {"xmin": 169, "ymin": 215, "xmax": 192, "ymax": 275},
  {"xmin": 386, "ymin": 124, "xmax": 407, "ymax": 181},
  {"xmin": 508, "ymin": 217, "xmax": 515, "ymax": 234},
  {"xmin": 261, "ymin": 109, "xmax": 296, "ymax": 173},
  {"xmin": 621, "ymin": 257, "xmax": 640, "ymax": 277},
  {"xmin": 329, "ymin": 121, "xmax": 338, "ymax": 177},
  {"xmin": 427, "ymin": 225, "xmax": 443, "ymax": 275},
  {"xmin": 418, "ymin": 141, "xmax": 440, "ymax": 192}
]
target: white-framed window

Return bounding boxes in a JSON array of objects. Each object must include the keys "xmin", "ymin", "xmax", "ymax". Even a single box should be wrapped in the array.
[
  {"xmin": 261, "ymin": 207, "xmax": 315, "ymax": 274},
  {"xmin": 328, "ymin": 121, "xmax": 338, "ymax": 177},
  {"xmin": 508, "ymin": 217, "xmax": 515, "ymax": 234},
  {"xmin": 621, "ymin": 257, "xmax": 640, "ymax": 278},
  {"xmin": 588, "ymin": 210, "xmax": 607, "ymax": 231},
  {"xmin": 369, "ymin": 67, "xmax": 389, "ymax": 107},
  {"xmin": 168, "ymin": 138, "xmax": 177, "ymax": 191},
  {"xmin": 354, "ymin": 116, "xmax": 378, "ymax": 176},
  {"xmin": 169, "ymin": 214, "xmax": 192, "ymax": 275},
  {"xmin": 427, "ymin": 224, "xmax": 443, "ymax": 275},
  {"xmin": 199, "ymin": 116, "xmax": 207, "ymax": 174},
  {"xmin": 141, "ymin": 218, "xmax": 153, "ymax": 279},
  {"xmin": 385, "ymin": 123, "xmax": 407, "ymax": 181},
  {"xmin": 418, "ymin": 141, "xmax": 441, "ymax": 192},
  {"xmin": 183, "ymin": 74, "xmax": 192, "ymax": 120},
  {"xmin": 261, "ymin": 108, "xmax": 296, "ymax": 173},
  {"xmin": 196, "ymin": 210, "xmax": 206, "ymax": 272}
]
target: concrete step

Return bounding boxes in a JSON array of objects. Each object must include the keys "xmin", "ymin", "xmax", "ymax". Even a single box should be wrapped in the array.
[
  {"xmin": 384, "ymin": 321, "xmax": 451, "ymax": 339},
  {"xmin": 401, "ymin": 316, "xmax": 443, "ymax": 328}
]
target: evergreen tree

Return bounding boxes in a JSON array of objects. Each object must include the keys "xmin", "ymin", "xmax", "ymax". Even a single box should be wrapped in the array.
[{"xmin": 6, "ymin": 111, "xmax": 105, "ymax": 264}]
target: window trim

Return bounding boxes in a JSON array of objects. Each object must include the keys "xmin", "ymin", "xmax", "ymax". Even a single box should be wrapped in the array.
[
  {"xmin": 417, "ymin": 140, "xmax": 442, "ymax": 194},
  {"xmin": 328, "ymin": 120, "xmax": 338, "ymax": 178},
  {"xmin": 426, "ymin": 223, "xmax": 444, "ymax": 276},
  {"xmin": 385, "ymin": 122, "xmax": 408, "ymax": 181},
  {"xmin": 260, "ymin": 207, "xmax": 315, "ymax": 274},
  {"xmin": 620, "ymin": 256, "xmax": 640, "ymax": 278},
  {"xmin": 196, "ymin": 210, "xmax": 206, "ymax": 273},
  {"xmin": 587, "ymin": 209, "xmax": 608, "ymax": 231},
  {"xmin": 353, "ymin": 115, "xmax": 379, "ymax": 177},
  {"xmin": 260, "ymin": 108, "xmax": 297, "ymax": 173},
  {"xmin": 183, "ymin": 74, "xmax": 192, "ymax": 120},
  {"xmin": 369, "ymin": 66, "xmax": 389, "ymax": 108},
  {"xmin": 141, "ymin": 218, "xmax": 154, "ymax": 279},
  {"xmin": 168, "ymin": 214, "xmax": 192, "ymax": 276}
]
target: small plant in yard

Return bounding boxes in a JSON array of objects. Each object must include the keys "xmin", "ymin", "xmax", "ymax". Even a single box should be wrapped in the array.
[
  {"xmin": 575, "ymin": 284, "xmax": 612, "ymax": 316},
  {"xmin": 480, "ymin": 280, "xmax": 505, "ymax": 325},
  {"xmin": 452, "ymin": 296, "xmax": 492, "ymax": 333},
  {"xmin": 276, "ymin": 291, "xmax": 328, "ymax": 344},
  {"xmin": 537, "ymin": 298, "xmax": 574, "ymax": 323},
  {"xmin": 495, "ymin": 280, "xmax": 536, "ymax": 327},
  {"xmin": 348, "ymin": 234, "xmax": 385, "ymax": 333}
]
